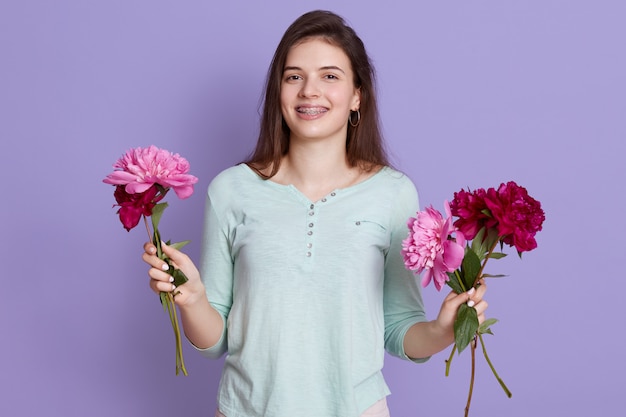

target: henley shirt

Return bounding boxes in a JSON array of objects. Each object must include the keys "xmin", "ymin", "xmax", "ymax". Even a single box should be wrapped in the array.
[{"xmin": 195, "ymin": 164, "xmax": 429, "ymax": 417}]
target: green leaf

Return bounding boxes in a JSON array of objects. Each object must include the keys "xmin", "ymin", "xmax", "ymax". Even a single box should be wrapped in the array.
[
  {"xmin": 484, "ymin": 227, "xmax": 501, "ymax": 252},
  {"xmin": 478, "ymin": 318, "xmax": 498, "ymax": 335},
  {"xmin": 481, "ymin": 273, "xmax": 508, "ymax": 278},
  {"xmin": 488, "ymin": 252, "xmax": 507, "ymax": 259},
  {"xmin": 158, "ymin": 251, "xmax": 190, "ymax": 287},
  {"xmin": 169, "ymin": 240, "xmax": 191, "ymax": 251},
  {"xmin": 150, "ymin": 202, "xmax": 169, "ymax": 232},
  {"xmin": 461, "ymin": 250, "xmax": 481, "ymax": 290},
  {"xmin": 470, "ymin": 227, "xmax": 487, "ymax": 259},
  {"xmin": 446, "ymin": 271, "xmax": 465, "ymax": 294},
  {"xmin": 168, "ymin": 265, "xmax": 189, "ymax": 286},
  {"xmin": 150, "ymin": 203, "xmax": 168, "ymax": 260},
  {"xmin": 454, "ymin": 304, "xmax": 479, "ymax": 353},
  {"xmin": 153, "ymin": 227, "xmax": 163, "ymax": 258}
]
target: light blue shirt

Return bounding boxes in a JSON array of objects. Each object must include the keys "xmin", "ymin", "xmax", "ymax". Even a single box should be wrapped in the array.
[{"xmin": 196, "ymin": 164, "xmax": 429, "ymax": 417}]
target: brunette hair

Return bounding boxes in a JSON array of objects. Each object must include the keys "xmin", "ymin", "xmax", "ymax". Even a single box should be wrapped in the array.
[{"xmin": 245, "ymin": 10, "xmax": 389, "ymax": 178}]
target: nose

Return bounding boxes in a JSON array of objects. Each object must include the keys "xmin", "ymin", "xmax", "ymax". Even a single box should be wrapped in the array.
[{"xmin": 299, "ymin": 78, "xmax": 320, "ymax": 98}]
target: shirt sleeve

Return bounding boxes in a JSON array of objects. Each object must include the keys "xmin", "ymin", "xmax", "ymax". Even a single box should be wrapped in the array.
[
  {"xmin": 382, "ymin": 174, "xmax": 431, "ymax": 363},
  {"xmin": 192, "ymin": 176, "xmax": 235, "ymax": 359}
]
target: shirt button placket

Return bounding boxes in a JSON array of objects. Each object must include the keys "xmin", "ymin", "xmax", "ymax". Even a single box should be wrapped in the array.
[{"xmin": 306, "ymin": 203, "xmax": 316, "ymax": 259}]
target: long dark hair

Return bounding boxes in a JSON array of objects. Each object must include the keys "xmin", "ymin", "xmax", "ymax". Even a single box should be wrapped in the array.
[{"xmin": 245, "ymin": 10, "xmax": 389, "ymax": 178}]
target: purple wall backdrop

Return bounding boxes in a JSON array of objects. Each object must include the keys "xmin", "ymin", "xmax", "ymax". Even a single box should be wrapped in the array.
[{"xmin": 2, "ymin": 1, "xmax": 624, "ymax": 416}]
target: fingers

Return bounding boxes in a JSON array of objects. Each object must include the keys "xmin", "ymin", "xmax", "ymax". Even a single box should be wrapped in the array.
[
  {"xmin": 142, "ymin": 241, "xmax": 174, "ymax": 295},
  {"xmin": 149, "ymin": 273, "xmax": 176, "ymax": 294},
  {"xmin": 147, "ymin": 260, "xmax": 176, "ymax": 291},
  {"xmin": 475, "ymin": 302, "xmax": 488, "ymax": 324},
  {"xmin": 446, "ymin": 282, "xmax": 488, "ymax": 312},
  {"xmin": 141, "ymin": 244, "xmax": 169, "ymax": 271},
  {"xmin": 160, "ymin": 241, "xmax": 192, "ymax": 268},
  {"xmin": 467, "ymin": 279, "xmax": 486, "ymax": 304},
  {"xmin": 437, "ymin": 280, "xmax": 490, "ymax": 334},
  {"xmin": 444, "ymin": 286, "xmax": 476, "ymax": 310},
  {"xmin": 142, "ymin": 241, "xmax": 187, "ymax": 271},
  {"xmin": 143, "ymin": 241, "xmax": 157, "ymax": 255},
  {"xmin": 468, "ymin": 280, "xmax": 488, "ymax": 324},
  {"xmin": 142, "ymin": 241, "xmax": 201, "ymax": 302}
]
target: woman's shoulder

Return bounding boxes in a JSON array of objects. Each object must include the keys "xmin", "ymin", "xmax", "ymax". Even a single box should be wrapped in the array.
[
  {"xmin": 207, "ymin": 164, "xmax": 258, "ymax": 194},
  {"xmin": 366, "ymin": 166, "xmax": 419, "ymax": 213},
  {"xmin": 376, "ymin": 166, "xmax": 417, "ymax": 192},
  {"xmin": 205, "ymin": 164, "xmax": 263, "ymax": 215}
]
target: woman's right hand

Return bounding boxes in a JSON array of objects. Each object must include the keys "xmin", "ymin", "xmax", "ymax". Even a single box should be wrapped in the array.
[
  {"xmin": 142, "ymin": 241, "xmax": 206, "ymax": 307},
  {"xmin": 142, "ymin": 241, "xmax": 224, "ymax": 350}
]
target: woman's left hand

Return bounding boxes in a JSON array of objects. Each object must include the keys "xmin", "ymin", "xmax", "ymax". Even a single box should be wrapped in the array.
[
  {"xmin": 434, "ymin": 279, "xmax": 488, "ymax": 336},
  {"xmin": 404, "ymin": 279, "xmax": 488, "ymax": 359}
]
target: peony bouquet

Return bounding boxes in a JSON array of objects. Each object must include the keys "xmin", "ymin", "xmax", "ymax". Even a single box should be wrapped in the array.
[
  {"xmin": 402, "ymin": 181, "xmax": 545, "ymax": 416},
  {"xmin": 103, "ymin": 145, "xmax": 198, "ymax": 376}
]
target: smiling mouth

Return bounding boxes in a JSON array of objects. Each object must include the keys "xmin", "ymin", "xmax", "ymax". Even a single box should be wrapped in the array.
[{"xmin": 296, "ymin": 106, "xmax": 327, "ymax": 115}]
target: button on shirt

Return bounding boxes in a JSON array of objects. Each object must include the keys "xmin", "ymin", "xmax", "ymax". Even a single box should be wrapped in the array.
[{"xmin": 195, "ymin": 164, "xmax": 429, "ymax": 417}]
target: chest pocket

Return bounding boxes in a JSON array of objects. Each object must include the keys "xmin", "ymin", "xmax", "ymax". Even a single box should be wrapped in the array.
[{"xmin": 349, "ymin": 217, "xmax": 390, "ymax": 252}]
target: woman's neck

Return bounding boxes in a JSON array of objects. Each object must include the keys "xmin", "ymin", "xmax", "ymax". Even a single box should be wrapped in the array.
[
  {"xmin": 269, "ymin": 139, "xmax": 381, "ymax": 202},
  {"xmin": 271, "ymin": 141, "xmax": 358, "ymax": 201}
]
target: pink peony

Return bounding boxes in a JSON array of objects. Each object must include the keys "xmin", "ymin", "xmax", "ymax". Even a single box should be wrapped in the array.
[
  {"xmin": 103, "ymin": 145, "xmax": 198, "ymax": 199},
  {"xmin": 484, "ymin": 181, "xmax": 545, "ymax": 252},
  {"xmin": 402, "ymin": 201, "xmax": 466, "ymax": 291}
]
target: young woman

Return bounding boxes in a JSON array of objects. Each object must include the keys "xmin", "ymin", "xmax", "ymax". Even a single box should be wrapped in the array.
[{"xmin": 143, "ymin": 10, "xmax": 487, "ymax": 417}]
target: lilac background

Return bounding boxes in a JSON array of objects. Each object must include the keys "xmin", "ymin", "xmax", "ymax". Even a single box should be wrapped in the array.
[{"xmin": 1, "ymin": 1, "xmax": 624, "ymax": 416}]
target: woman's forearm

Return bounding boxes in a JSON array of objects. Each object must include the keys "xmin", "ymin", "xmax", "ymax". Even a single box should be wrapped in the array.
[
  {"xmin": 403, "ymin": 320, "xmax": 455, "ymax": 360},
  {"xmin": 178, "ymin": 296, "xmax": 225, "ymax": 349}
]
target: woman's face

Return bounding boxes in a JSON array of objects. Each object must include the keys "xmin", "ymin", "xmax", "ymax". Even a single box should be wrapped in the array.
[{"xmin": 280, "ymin": 38, "xmax": 361, "ymax": 145}]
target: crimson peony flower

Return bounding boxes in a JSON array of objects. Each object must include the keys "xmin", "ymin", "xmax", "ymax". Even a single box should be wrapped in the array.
[
  {"xmin": 402, "ymin": 201, "xmax": 466, "ymax": 291},
  {"xmin": 484, "ymin": 181, "xmax": 545, "ymax": 253},
  {"xmin": 449, "ymin": 188, "xmax": 497, "ymax": 240},
  {"xmin": 103, "ymin": 145, "xmax": 198, "ymax": 199},
  {"xmin": 113, "ymin": 184, "xmax": 164, "ymax": 231}
]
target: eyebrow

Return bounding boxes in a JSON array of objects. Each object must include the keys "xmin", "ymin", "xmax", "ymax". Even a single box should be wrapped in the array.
[{"xmin": 283, "ymin": 65, "xmax": 346, "ymax": 74}]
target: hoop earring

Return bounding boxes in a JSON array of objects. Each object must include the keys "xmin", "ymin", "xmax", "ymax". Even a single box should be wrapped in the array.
[{"xmin": 349, "ymin": 110, "xmax": 361, "ymax": 127}]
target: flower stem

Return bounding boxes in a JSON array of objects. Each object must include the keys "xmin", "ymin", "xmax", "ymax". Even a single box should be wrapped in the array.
[
  {"xmin": 454, "ymin": 269, "xmax": 467, "ymax": 293},
  {"xmin": 445, "ymin": 343, "xmax": 457, "ymax": 376},
  {"xmin": 478, "ymin": 333, "xmax": 511, "ymax": 398},
  {"xmin": 474, "ymin": 239, "xmax": 500, "ymax": 287},
  {"xmin": 165, "ymin": 292, "xmax": 188, "ymax": 376},
  {"xmin": 147, "ymin": 215, "xmax": 188, "ymax": 376},
  {"xmin": 143, "ymin": 215, "xmax": 153, "ymax": 242},
  {"xmin": 465, "ymin": 337, "xmax": 477, "ymax": 417}
]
